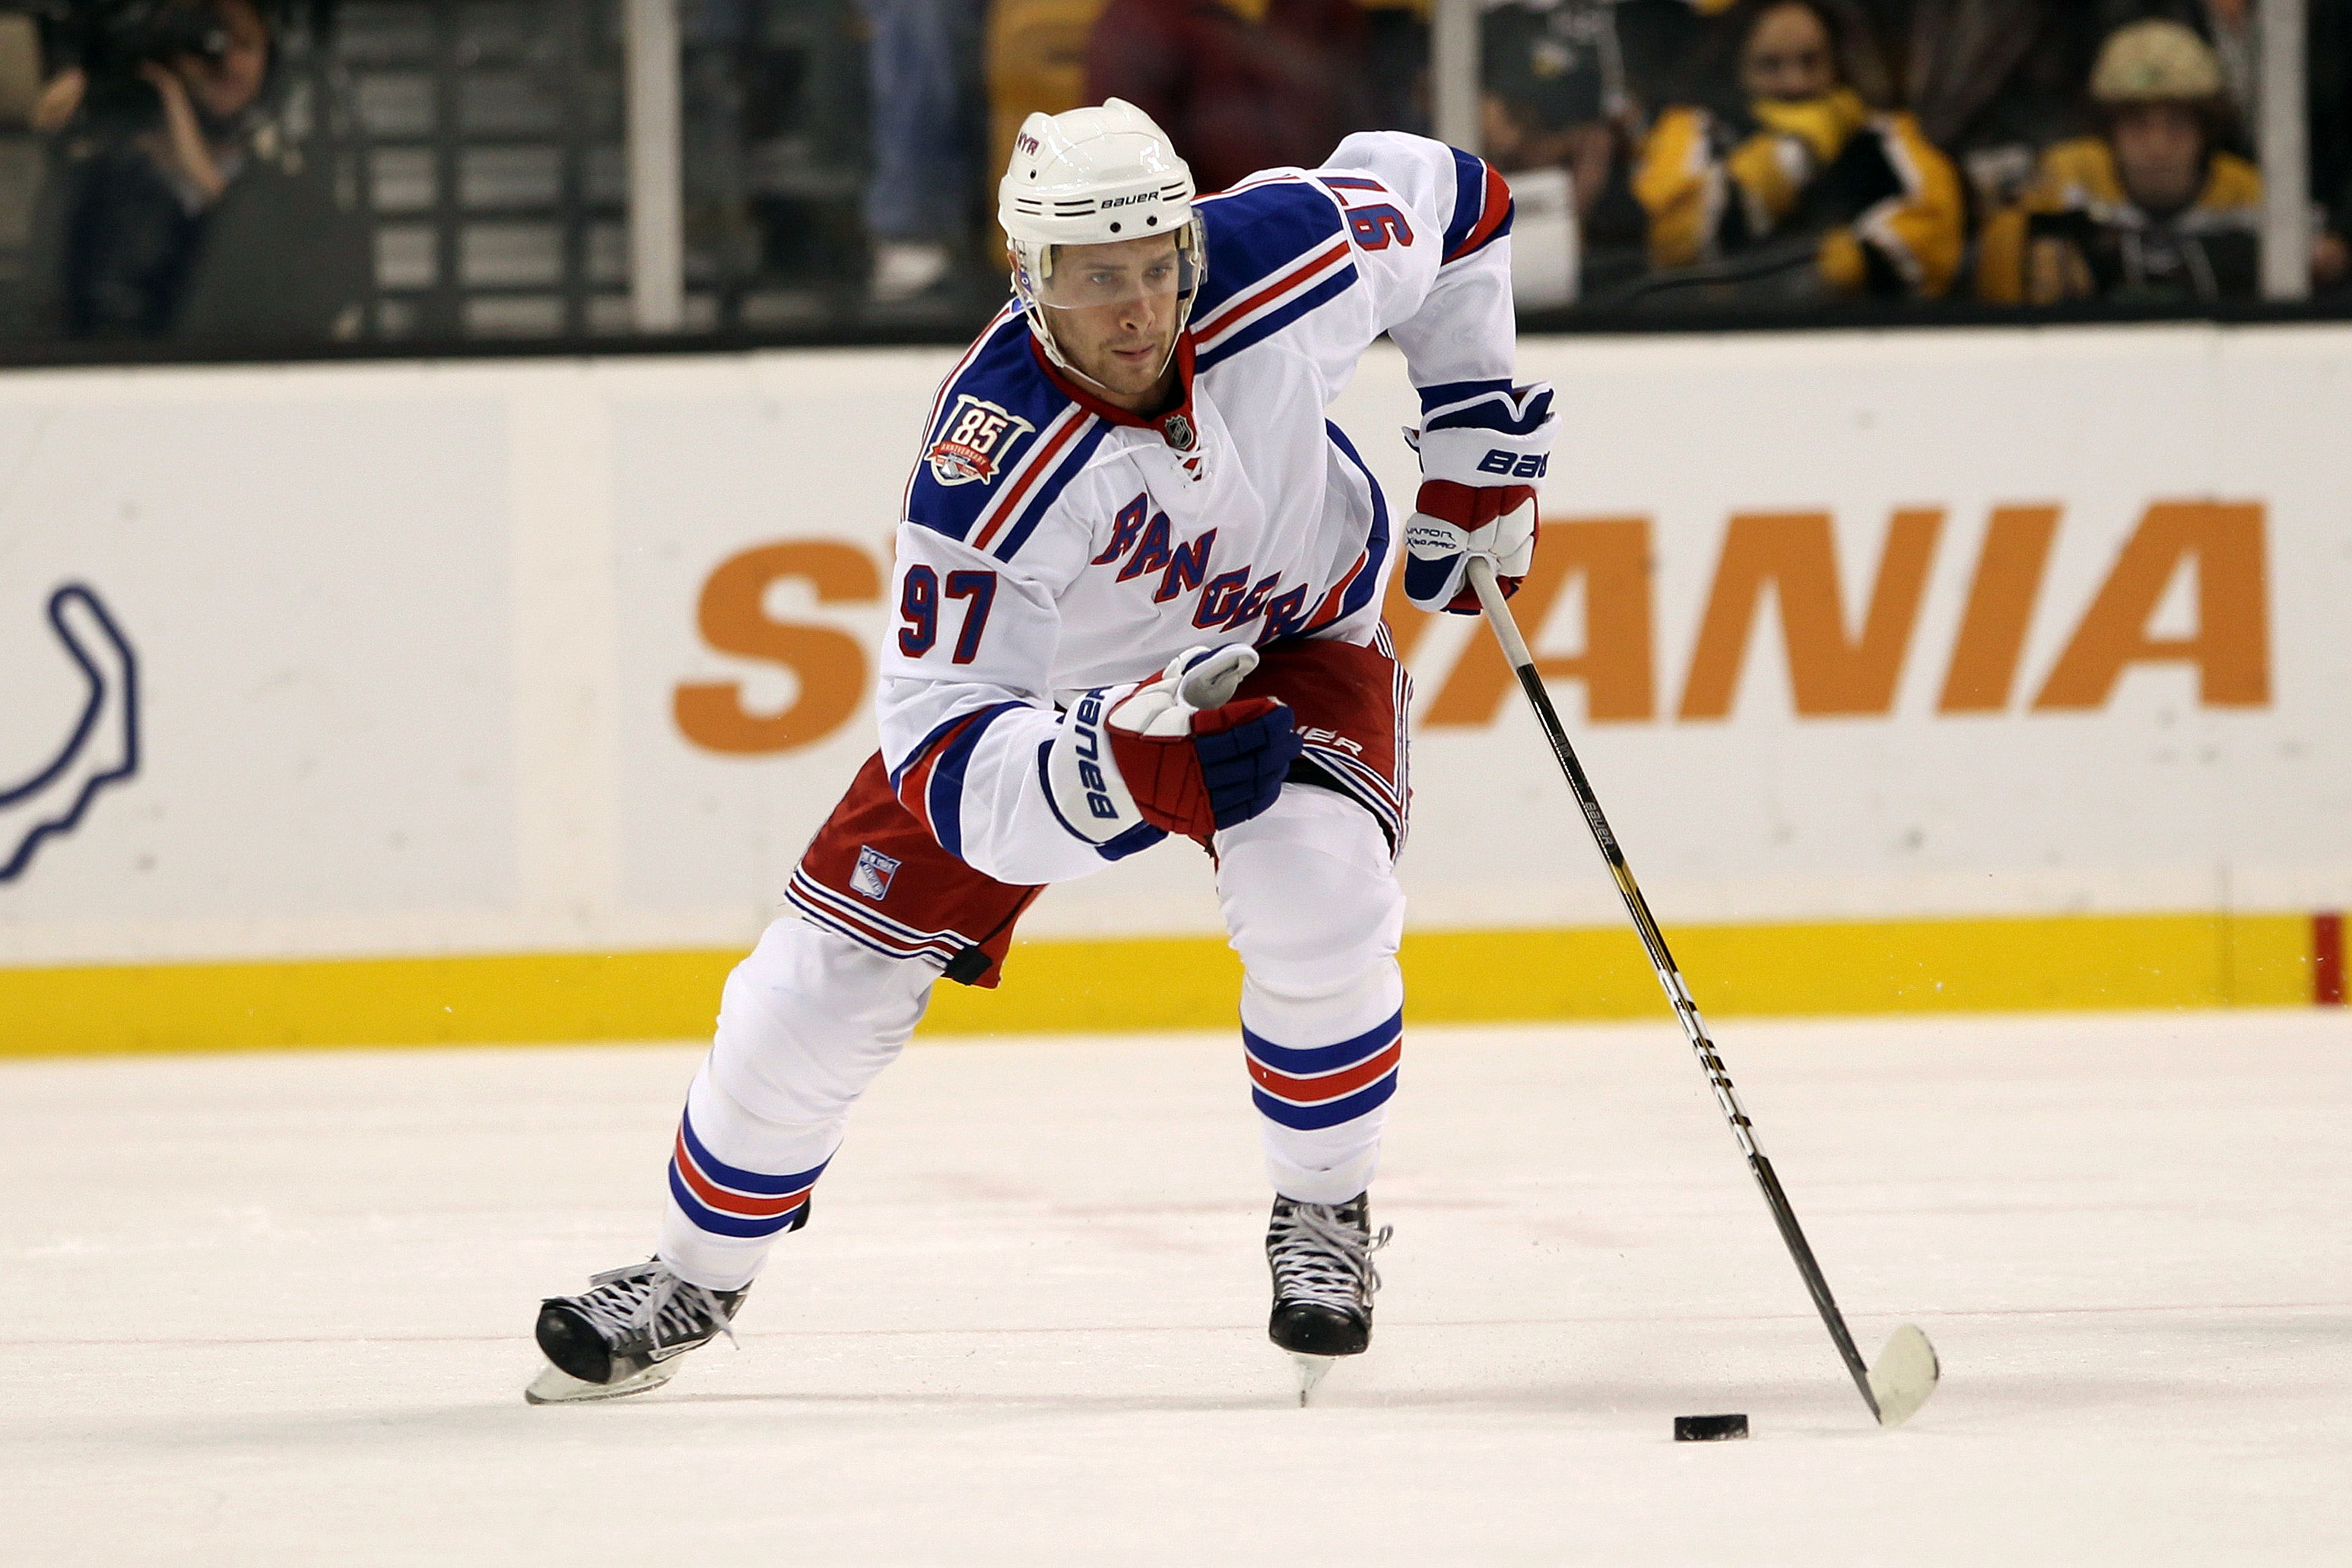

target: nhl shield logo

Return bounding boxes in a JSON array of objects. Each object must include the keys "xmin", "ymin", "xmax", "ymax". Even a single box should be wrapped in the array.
[
  {"xmin": 850, "ymin": 845, "xmax": 901, "ymax": 901},
  {"xmin": 926, "ymin": 394, "xmax": 1037, "ymax": 487}
]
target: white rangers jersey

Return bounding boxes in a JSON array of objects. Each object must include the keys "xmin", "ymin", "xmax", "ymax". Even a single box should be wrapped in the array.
[{"xmin": 877, "ymin": 130, "xmax": 1525, "ymax": 887}]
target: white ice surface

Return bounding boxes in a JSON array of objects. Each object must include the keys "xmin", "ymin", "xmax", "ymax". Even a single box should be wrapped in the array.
[{"xmin": 3, "ymin": 1011, "xmax": 2348, "ymax": 1566}]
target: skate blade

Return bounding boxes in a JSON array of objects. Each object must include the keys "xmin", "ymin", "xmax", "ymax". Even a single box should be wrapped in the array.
[
  {"xmin": 1290, "ymin": 1354, "xmax": 1333, "ymax": 1407},
  {"xmin": 524, "ymin": 1360, "xmax": 681, "ymax": 1406},
  {"xmin": 1867, "ymin": 1323, "xmax": 1940, "ymax": 1428}
]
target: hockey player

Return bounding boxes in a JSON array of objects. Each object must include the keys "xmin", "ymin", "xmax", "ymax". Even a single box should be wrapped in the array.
[{"xmin": 527, "ymin": 100, "xmax": 1555, "ymax": 1405}]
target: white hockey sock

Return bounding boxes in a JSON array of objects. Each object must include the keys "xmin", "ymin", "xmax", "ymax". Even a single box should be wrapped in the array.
[
  {"xmin": 1218, "ymin": 789, "xmax": 1408, "ymax": 1205},
  {"xmin": 655, "ymin": 917, "xmax": 935, "ymax": 1292},
  {"xmin": 657, "ymin": 1063, "xmax": 839, "ymax": 1293},
  {"xmin": 1242, "ymin": 992, "xmax": 1403, "ymax": 1203}
]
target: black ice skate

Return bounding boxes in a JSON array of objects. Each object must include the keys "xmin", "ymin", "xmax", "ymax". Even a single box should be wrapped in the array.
[
  {"xmin": 1265, "ymin": 1192, "xmax": 1392, "ymax": 1405},
  {"xmin": 525, "ymin": 1259, "xmax": 747, "ymax": 1405}
]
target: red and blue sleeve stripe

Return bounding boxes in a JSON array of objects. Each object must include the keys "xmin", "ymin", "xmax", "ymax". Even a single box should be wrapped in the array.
[
  {"xmin": 892, "ymin": 701, "xmax": 1024, "ymax": 861},
  {"xmin": 1442, "ymin": 149, "xmax": 1515, "ymax": 265},
  {"xmin": 1192, "ymin": 179, "xmax": 1347, "ymax": 320}
]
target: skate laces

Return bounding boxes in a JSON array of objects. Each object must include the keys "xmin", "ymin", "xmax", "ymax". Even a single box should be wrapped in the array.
[
  {"xmin": 574, "ymin": 1262, "xmax": 739, "ymax": 1351},
  {"xmin": 1268, "ymin": 1202, "xmax": 1393, "ymax": 1312}
]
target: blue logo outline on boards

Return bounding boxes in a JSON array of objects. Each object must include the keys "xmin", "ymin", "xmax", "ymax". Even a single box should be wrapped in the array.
[{"xmin": 1, "ymin": 582, "xmax": 141, "ymax": 883}]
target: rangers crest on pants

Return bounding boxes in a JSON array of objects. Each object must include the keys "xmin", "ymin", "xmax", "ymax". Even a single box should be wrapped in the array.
[{"xmin": 850, "ymin": 846, "xmax": 900, "ymax": 900}]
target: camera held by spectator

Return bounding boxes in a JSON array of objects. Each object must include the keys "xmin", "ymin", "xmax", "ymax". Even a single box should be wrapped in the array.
[
  {"xmin": 1630, "ymin": 0, "xmax": 1963, "ymax": 303},
  {"xmin": 43, "ymin": 0, "xmax": 249, "ymax": 129},
  {"xmin": 1973, "ymin": 19, "xmax": 2295, "ymax": 305}
]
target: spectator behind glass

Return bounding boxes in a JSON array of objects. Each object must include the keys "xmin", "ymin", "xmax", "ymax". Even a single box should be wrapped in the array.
[
  {"xmin": 1084, "ymin": 0, "xmax": 1366, "ymax": 193},
  {"xmin": 1973, "ymin": 20, "xmax": 2315, "ymax": 303},
  {"xmin": 1632, "ymin": 0, "xmax": 1963, "ymax": 300},
  {"xmin": 42, "ymin": 0, "xmax": 362, "ymax": 340},
  {"xmin": 2109, "ymin": 0, "xmax": 2352, "ymax": 292},
  {"xmin": 1478, "ymin": 0, "xmax": 1652, "ymax": 298},
  {"xmin": 862, "ymin": 0, "xmax": 989, "ymax": 303}
]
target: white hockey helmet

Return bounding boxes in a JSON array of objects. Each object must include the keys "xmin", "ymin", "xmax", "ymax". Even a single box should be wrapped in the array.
[{"xmin": 998, "ymin": 98, "xmax": 1206, "ymax": 379}]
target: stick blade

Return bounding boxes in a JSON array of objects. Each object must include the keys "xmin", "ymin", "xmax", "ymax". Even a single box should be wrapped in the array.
[{"xmin": 1867, "ymin": 1323, "xmax": 1940, "ymax": 1427}]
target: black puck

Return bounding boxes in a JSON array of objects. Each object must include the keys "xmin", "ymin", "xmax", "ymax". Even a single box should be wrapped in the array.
[{"xmin": 1674, "ymin": 1413, "xmax": 1749, "ymax": 1442}]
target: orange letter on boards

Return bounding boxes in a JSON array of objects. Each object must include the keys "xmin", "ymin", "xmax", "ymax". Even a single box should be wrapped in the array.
[
  {"xmin": 2033, "ymin": 502, "xmax": 2269, "ymax": 710},
  {"xmin": 1422, "ymin": 518, "xmax": 1655, "ymax": 725},
  {"xmin": 1938, "ymin": 505, "xmax": 2060, "ymax": 713},
  {"xmin": 674, "ymin": 541, "xmax": 882, "ymax": 754},
  {"xmin": 1678, "ymin": 509, "xmax": 1943, "ymax": 719}
]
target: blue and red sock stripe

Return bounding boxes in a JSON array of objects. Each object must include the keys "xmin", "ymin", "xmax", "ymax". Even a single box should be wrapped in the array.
[
  {"xmin": 667, "ymin": 1108, "xmax": 829, "ymax": 1239},
  {"xmin": 1244, "ymin": 1010, "xmax": 1403, "ymax": 1132}
]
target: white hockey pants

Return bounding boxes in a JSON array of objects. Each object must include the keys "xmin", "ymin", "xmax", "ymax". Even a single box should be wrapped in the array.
[{"xmin": 658, "ymin": 786, "xmax": 1405, "ymax": 1291}]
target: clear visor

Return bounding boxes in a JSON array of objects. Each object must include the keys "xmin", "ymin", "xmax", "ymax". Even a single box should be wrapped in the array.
[{"xmin": 1033, "ymin": 231, "xmax": 1201, "ymax": 313}]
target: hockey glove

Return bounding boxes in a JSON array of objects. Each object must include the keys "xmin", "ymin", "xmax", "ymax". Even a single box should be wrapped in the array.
[
  {"xmin": 1401, "ymin": 382, "xmax": 1558, "ymax": 615},
  {"xmin": 1107, "ymin": 646, "xmax": 1300, "ymax": 837},
  {"xmin": 1043, "ymin": 646, "xmax": 1300, "ymax": 849},
  {"xmin": 1403, "ymin": 481, "xmax": 1538, "ymax": 615}
]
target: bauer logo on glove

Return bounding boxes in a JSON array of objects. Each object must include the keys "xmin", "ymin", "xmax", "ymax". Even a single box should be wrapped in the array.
[{"xmin": 1045, "ymin": 644, "xmax": 1302, "ymax": 847}]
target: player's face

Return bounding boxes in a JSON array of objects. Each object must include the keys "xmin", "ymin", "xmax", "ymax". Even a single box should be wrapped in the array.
[
  {"xmin": 2110, "ymin": 103, "xmax": 2207, "ymax": 217},
  {"xmin": 1741, "ymin": 4, "xmax": 1836, "ymax": 102},
  {"xmin": 1039, "ymin": 233, "xmax": 1184, "ymax": 410}
]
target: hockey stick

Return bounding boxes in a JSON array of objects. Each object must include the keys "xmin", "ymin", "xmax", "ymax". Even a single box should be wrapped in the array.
[{"xmin": 1465, "ymin": 557, "xmax": 1939, "ymax": 1428}]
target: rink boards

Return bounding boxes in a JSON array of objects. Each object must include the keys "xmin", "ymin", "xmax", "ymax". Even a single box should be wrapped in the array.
[{"xmin": 2, "ymin": 322, "xmax": 2349, "ymax": 1051}]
